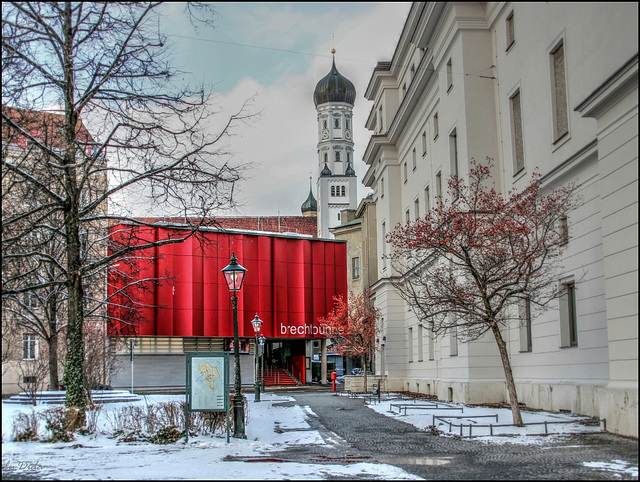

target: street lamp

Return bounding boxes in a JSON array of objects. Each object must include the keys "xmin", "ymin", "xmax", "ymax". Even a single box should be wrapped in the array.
[
  {"xmin": 251, "ymin": 314, "xmax": 263, "ymax": 402},
  {"xmin": 130, "ymin": 339, "xmax": 138, "ymax": 394},
  {"xmin": 258, "ymin": 334, "xmax": 266, "ymax": 393},
  {"xmin": 221, "ymin": 252, "xmax": 247, "ymax": 439}
]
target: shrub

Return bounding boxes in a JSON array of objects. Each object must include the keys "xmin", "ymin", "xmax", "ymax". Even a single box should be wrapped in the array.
[
  {"xmin": 148, "ymin": 426, "xmax": 184, "ymax": 444},
  {"xmin": 12, "ymin": 411, "xmax": 40, "ymax": 442},
  {"xmin": 40, "ymin": 407, "xmax": 76, "ymax": 443}
]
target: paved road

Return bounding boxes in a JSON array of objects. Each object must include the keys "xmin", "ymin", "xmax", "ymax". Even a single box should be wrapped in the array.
[{"xmin": 271, "ymin": 389, "xmax": 638, "ymax": 480}]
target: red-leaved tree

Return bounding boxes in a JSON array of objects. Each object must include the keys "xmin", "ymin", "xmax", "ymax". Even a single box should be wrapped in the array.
[
  {"xmin": 319, "ymin": 289, "xmax": 380, "ymax": 392},
  {"xmin": 386, "ymin": 158, "xmax": 579, "ymax": 425}
]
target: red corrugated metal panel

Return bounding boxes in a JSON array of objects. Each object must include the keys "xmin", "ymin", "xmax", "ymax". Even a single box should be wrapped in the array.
[{"xmin": 107, "ymin": 225, "xmax": 347, "ymax": 339}]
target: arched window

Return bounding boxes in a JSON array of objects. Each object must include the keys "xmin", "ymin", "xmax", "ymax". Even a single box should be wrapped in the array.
[
  {"xmin": 335, "ymin": 151, "xmax": 341, "ymax": 163},
  {"xmin": 341, "ymin": 186, "xmax": 345, "ymax": 196},
  {"xmin": 324, "ymin": 152, "xmax": 328, "ymax": 163},
  {"xmin": 331, "ymin": 186, "xmax": 336, "ymax": 196},
  {"xmin": 334, "ymin": 118, "xmax": 340, "ymax": 128}
]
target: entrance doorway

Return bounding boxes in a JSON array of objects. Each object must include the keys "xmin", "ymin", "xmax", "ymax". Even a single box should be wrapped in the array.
[{"xmin": 263, "ymin": 339, "xmax": 307, "ymax": 385}]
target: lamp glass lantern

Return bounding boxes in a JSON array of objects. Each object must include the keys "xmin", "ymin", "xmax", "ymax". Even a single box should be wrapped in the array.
[
  {"xmin": 221, "ymin": 253, "xmax": 247, "ymax": 291},
  {"xmin": 251, "ymin": 314, "xmax": 263, "ymax": 334}
]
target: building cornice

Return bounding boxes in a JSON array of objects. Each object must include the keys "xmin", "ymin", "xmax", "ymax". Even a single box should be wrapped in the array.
[{"xmin": 575, "ymin": 53, "xmax": 639, "ymax": 119}]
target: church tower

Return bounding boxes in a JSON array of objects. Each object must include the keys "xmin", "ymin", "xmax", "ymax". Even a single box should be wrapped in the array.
[{"xmin": 313, "ymin": 51, "xmax": 358, "ymax": 239}]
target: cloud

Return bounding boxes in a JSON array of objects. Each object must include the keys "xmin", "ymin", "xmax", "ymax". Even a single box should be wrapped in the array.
[{"xmin": 208, "ymin": 3, "xmax": 411, "ymax": 217}]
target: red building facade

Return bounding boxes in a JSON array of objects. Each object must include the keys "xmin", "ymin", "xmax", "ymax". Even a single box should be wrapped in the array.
[{"xmin": 108, "ymin": 223, "xmax": 346, "ymax": 388}]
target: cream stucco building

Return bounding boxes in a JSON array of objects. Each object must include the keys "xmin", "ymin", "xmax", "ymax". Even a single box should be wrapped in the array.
[{"xmin": 361, "ymin": 2, "xmax": 638, "ymax": 437}]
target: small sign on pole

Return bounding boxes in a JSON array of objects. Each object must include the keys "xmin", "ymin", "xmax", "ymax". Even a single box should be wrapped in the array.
[{"xmin": 185, "ymin": 352, "xmax": 230, "ymax": 443}]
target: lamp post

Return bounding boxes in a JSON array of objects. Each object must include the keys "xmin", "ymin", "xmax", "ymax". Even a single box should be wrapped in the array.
[
  {"xmin": 251, "ymin": 314, "xmax": 263, "ymax": 402},
  {"xmin": 221, "ymin": 252, "xmax": 247, "ymax": 439},
  {"xmin": 130, "ymin": 339, "xmax": 138, "ymax": 394},
  {"xmin": 258, "ymin": 334, "xmax": 266, "ymax": 393}
]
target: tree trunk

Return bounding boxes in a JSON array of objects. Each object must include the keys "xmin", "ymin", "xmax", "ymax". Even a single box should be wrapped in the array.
[
  {"xmin": 48, "ymin": 332, "xmax": 59, "ymax": 390},
  {"xmin": 490, "ymin": 323, "xmax": 523, "ymax": 426},
  {"xmin": 362, "ymin": 355, "xmax": 368, "ymax": 393},
  {"xmin": 61, "ymin": 2, "xmax": 86, "ymax": 428},
  {"xmin": 47, "ymin": 295, "xmax": 60, "ymax": 390}
]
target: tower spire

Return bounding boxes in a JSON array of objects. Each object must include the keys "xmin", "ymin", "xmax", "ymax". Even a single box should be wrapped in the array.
[{"xmin": 312, "ymin": 53, "xmax": 357, "ymax": 238}]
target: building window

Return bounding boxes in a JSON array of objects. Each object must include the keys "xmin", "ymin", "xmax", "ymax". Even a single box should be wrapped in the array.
[
  {"xmin": 378, "ymin": 105, "xmax": 384, "ymax": 133},
  {"xmin": 506, "ymin": 11, "xmax": 515, "ymax": 50},
  {"xmin": 341, "ymin": 186, "xmax": 345, "ymax": 196},
  {"xmin": 403, "ymin": 161, "xmax": 408, "ymax": 183},
  {"xmin": 22, "ymin": 333, "xmax": 38, "ymax": 360},
  {"xmin": 323, "ymin": 120, "xmax": 327, "ymax": 129},
  {"xmin": 436, "ymin": 171, "xmax": 442, "ymax": 201},
  {"xmin": 380, "ymin": 178, "xmax": 384, "ymax": 198},
  {"xmin": 346, "ymin": 119, "xmax": 350, "ymax": 130},
  {"xmin": 418, "ymin": 325, "xmax": 424, "ymax": 362},
  {"xmin": 519, "ymin": 298, "xmax": 532, "ymax": 352},
  {"xmin": 412, "ymin": 148, "xmax": 417, "ymax": 171},
  {"xmin": 402, "ymin": 83, "xmax": 407, "ymax": 98},
  {"xmin": 335, "ymin": 151, "xmax": 341, "ymax": 163},
  {"xmin": 433, "ymin": 113, "xmax": 439, "ymax": 139},
  {"xmin": 559, "ymin": 281, "xmax": 578, "ymax": 347},
  {"xmin": 23, "ymin": 291, "xmax": 37, "ymax": 308},
  {"xmin": 414, "ymin": 198, "xmax": 420, "ymax": 219},
  {"xmin": 422, "ymin": 131, "xmax": 427, "ymax": 156},
  {"xmin": 551, "ymin": 40, "xmax": 569, "ymax": 142},
  {"xmin": 334, "ymin": 118, "xmax": 340, "ymax": 129},
  {"xmin": 324, "ymin": 152, "xmax": 328, "ymax": 163},
  {"xmin": 408, "ymin": 327, "xmax": 414, "ymax": 363},
  {"xmin": 428, "ymin": 328, "xmax": 435, "ymax": 360},
  {"xmin": 425, "ymin": 186, "xmax": 430, "ymax": 212},
  {"xmin": 449, "ymin": 321, "xmax": 458, "ymax": 356},
  {"xmin": 331, "ymin": 186, "xmax": 336, "ymax": 196},
  {"xmin": 449, "ymin": 129, "xmax": 458, "ymax": 200},
  {"xmin": 352, "ymin": 257, "xmax": 360, "ymax": 279},
  {"xmin": 381, "ymin": 222, "xmax": 387, "ymax": 269},
  {"xmin": 405, "ymin": 209, "xmax": 410, "ymax": 224},
  {"xmin": 510, "ymin": 89, "xmax": 525, "ymax": 174},
  {"xmin": 446, "ymin": 58, "xmax": 453, "ymax": 92},
  {"xmin": 560, "ymin": 216, "xmax": 569, "ymax": 245}
]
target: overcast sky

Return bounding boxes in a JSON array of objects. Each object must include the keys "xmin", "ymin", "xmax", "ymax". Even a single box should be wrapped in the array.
[{"xmin": 160, "ymin": 2, "xmax": 412, "ymax": 217}]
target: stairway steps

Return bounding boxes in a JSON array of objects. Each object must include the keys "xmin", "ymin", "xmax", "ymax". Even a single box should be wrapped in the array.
[{"xmin": 261, "ymin": 369, "xmax": 300, "ymax": 387}]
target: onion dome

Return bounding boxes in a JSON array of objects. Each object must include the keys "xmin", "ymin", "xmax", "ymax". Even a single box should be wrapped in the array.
[
  {"xmin": 345, "ymin": 161, "xmax": 356, "ymax": 177},
  {"xmin": 301, "ymin": 177, "xmax": 317, "ymax": 216},
  {"xmin": 320, "ymin": 162, "xmax": 332, "ymax": 177},
  {"xmin": 313, "ymin": 53, "xmax": 356, "ymax": 107}
]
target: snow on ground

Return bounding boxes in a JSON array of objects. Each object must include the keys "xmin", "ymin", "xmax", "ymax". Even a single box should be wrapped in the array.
[
  {"xmin": 2, "ymin": 392, "xmax": 638, "ymax": 480},
  {"xmin": 362, "ymin": 395, "xmax": 637, "ymax": 478},
  {"xmin": 363, "ymin": 396, "xmax": 603, "ymax": 439},
  {"xmin": 2, "ymin": 393, "xmax": 420, "ymax": 480}
]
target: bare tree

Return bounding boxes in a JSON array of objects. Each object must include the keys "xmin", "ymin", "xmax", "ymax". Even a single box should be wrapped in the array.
[
  {"xmin": 386, "ymin": 159, "xmax": 579, "ymax": 425},
  {"xmin": 319, "ymin": 289, "xmax": 380, "ymax": 392},
  {"xmin": 16, "ymin": 348, "xmax": 51, "ymax": 405},
  {"xmin": 2, "ymin": 2, "xmax": 254, "ymax": 424}
]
